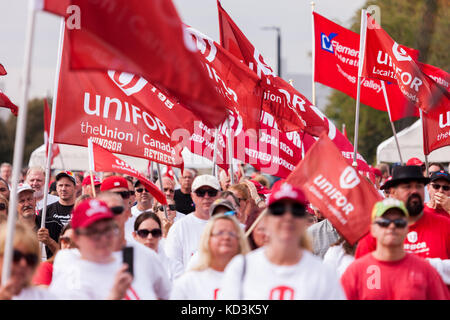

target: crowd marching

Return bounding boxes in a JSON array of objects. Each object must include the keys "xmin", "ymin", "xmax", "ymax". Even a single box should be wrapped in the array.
[{"xmin": 0, "ymin": 158, "xmax": 448, "ymax": 300}]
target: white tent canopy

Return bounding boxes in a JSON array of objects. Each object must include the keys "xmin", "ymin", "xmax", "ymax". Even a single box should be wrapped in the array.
[
  {"xmin": 28, "ymin": 144, "xmax": 214, "ymax": 173},
  {"xmin": 377, "ymin": 119, "xmax": 450, "ymax": 164}
]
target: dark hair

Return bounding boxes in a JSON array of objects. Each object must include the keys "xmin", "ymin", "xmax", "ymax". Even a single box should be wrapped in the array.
[
  {"xmin": 134, "ymin": 211, "xmax": 161, "ymax": 231},
  {"xmin": 429, "ymin": 162, "xmax": 445, "ymax": 172},
  {"xmin": 219, "ymin": 191, "xmax": 240, "ymax": 208},
  {"xmin": 0, "ymin": 178, "xmax": 9, "ymax": 190},
  {"xmin": 244, "ymin": 207, "xmax": 264, "ymax": 250},
  {"xmin": 49, "ymin": 181, "xmax": 57, "ymax": 193},
  {"xmin": 60, "ymin": 222, "xmax": 72, "ymax": 237}
]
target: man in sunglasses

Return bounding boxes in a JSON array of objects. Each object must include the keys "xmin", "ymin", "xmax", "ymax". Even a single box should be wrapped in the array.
[
  {"xmin": 165, "ymin": 174, "xmax": 220, "ymax": 271},
  {"xmin": 424, "ymin": 170, "xmax": 450, "ymax": 220},
  {"xmin": 341, "ymin": 198, "xmax": 448, "ymax": 299},
  {"xmin": 131, "ymin": 180, "xmax": 154, "ymax": 218},
  {"xmin": 355, "ymin": 165, "xmax": 450, "ymax": 288}
]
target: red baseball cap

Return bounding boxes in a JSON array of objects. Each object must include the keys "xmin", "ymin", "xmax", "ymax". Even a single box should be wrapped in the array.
[
  {"xmin": 71, "ymin": 199, "xmax": 114, "ymax": 229},
  {"xmin": 268, "ymin": 182, "xmax": 308, "ymax": 206},
  {"xmin": 100, "ymin": 176, "xmax": 128, "ymax": 191},
  {"xmin": 82, "ymin": 175, "xmax": 101, "ymax": 186},
  {"xmin": 370, "ymin": 167, "xmax": 382, "ymax": 177},
  {"xmin": 406, "ymin": 157, "xmax": 424, "ymax": 166},
  {"xmin": 249, "ymin": 180, "xmax": 270, "ymax": 195}
]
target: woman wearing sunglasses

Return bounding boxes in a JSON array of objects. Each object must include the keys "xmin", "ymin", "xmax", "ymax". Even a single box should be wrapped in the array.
[
  {"xmin": 0, "ymin": 194, "xmax": 8, "ymax": 224},
  {"xmin": 133, "ymin": 211, "xmax": 183, "ymax": 281},
  {"xmin": 170, "ymin": 213, "xmax": 250, "ymax": 299},
  {"xmin": 220, "ymin": 182, "xmax": 345, "ymax": 300},
  {"xmin": 0, "ymin": 222, "xmax": 56, "ymax": 299},
  {"xmin": 153, "ymin": 198, "xmax": 185, "ymax": 238}
]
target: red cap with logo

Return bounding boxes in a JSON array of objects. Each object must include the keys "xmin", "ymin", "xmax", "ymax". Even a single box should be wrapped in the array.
[
  {"xmin": 71, "ymin": 199, "xmax": 114, "ymax": 229},
  {"xmin": 82, "ymin": 175, "xmax": 102, "ymax": 186},
  {"xmin": 100, "ymin": 176, "xmax": 128, "ymax": 191},
  {"xmin": 406, "ymin": 157, "xmax": 424, "ymax": 166},
  {"xmin": 268, "ymin": 182, "xmax": 308, "ymax": 206}
]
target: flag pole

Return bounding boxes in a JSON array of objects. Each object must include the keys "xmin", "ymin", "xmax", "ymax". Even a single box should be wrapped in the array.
[
  {"xmin": 156, "ymin": 163, "xmax": 168, "ymax": 219},
  {"xmin": 226, "ymin": 118, "xmax": 235, "ymax": 185},
  {"xmin": 419, "ymin": 109, "xmax": 430, "ymax": 176},
  {"xmin": 311, "ymin": 1, "xmax": 316, "ymax": 106},
  {"xmin": 212, "ymin": 127, "xmax": 219, "ymax": 179},
  {"xmin": 352, "ymin": 9, "xmax": 368, "ymax": 168},
  {"xmin": 2, "ymin": 0, "xmax": 37, "ymax": 284},
  {"xmin": 87, "ymin": 139, "xmax": 97, "ymax": 198},
  {"xmin": 380, "ymin": 81, "xmax": 403, "ymax": 165}
]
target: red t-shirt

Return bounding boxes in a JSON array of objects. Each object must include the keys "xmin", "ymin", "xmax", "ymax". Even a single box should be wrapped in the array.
[
  {"xmin": 341, "ymin": 253, "xmax": 449, "ymax": 300},
  {"xmin": 423, "ymin": 204, "xmax": 450, "ymax": 220},
  {"xmin": 32, "ymin": 261, "xmax": 53, "ymax": 286},
  {"xmin": 355, "ymin": 210, "xmax": 450, "ymax": 260}
]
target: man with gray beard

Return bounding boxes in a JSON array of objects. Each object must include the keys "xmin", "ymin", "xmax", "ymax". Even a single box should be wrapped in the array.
[
  {"xmin": 26, "ymin": 167, "xmax": 59, "ymax": 211},
  {"xmin": 355, "ymin": 165, "xmax": 450, "ymax": 287}
]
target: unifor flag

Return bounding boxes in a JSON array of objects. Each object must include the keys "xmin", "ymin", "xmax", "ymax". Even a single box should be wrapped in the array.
[
  {"xmin": 90, "ymin": 141, "xmax": 167, "ymax": 205},
  {"xmin": 362, "ymin": 13, "xmax": 449, "ymax": 114},
  {"xmin": 43, "ymin": 98, "xmax": 61, "ymax": 166},
  {"xmin": 40, "ymin": 0, "xmax": 229, "ymax": 128},
  {"xmin": 53, "ymin": 31, "xmax": 185, "ymax": 169},
  {"xmin": 287, "ymin": 132, "xmax": 383, "ymax": 245},
  {"xmin": 420, "ymin": 63, "xmax": 450, "ymax": 155},
  {"xmin": 217, "ymin": 0, "xmax": 328, "ymax": 136},
  {"xmin": 313, "ymin": 12, "xmax": 419, "ymax": 121}
]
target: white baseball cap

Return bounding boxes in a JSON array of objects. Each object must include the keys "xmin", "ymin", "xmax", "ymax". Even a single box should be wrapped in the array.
[
  {"xmin": 17, "ymin": 183, "xmax": 35, "ymax": 195},
  {"xmin": 191, "ymin": 175, "xmax": 220, "ymax": 192}
]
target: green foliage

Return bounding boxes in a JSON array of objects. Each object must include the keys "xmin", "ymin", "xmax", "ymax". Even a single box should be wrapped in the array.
[{"xmin": 324, "ymin": 0, "xmax": 449, "ymax": 164}]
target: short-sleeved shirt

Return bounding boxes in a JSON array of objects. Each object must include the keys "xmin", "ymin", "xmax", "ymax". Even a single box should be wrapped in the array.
[{"xmin": 174, "ymin": 189, "xmax": 195, "ymax": 215}]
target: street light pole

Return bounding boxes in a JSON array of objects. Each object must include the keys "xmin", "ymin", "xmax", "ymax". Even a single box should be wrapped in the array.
[{"xmin": 261, "ymin": 26, "xmax": 281, "ymax": 77}]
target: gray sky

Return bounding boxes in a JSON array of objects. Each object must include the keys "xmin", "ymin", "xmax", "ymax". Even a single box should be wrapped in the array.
[{"xmin": 0, "ymin": 0, "xmax": 365, "ymax": 119}]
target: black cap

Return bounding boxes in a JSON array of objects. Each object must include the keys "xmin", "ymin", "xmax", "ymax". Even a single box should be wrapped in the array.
[
  {"xmin": 430, "ymin": 170, "xmax": 450, "ymax": 183},
  {"xmin": 382, "ymin": 165, "xmax": 430, "ymax": 190}
]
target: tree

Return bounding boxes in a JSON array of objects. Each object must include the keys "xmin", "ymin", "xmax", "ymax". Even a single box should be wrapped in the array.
[{"xmin": 324, "ymin": 0, "xmax": 449, "ymax": 164}]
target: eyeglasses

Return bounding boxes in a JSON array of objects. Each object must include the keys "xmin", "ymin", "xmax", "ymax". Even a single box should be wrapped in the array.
[
  {"xmin": 211, "ymin": 230, "xmax": 238, "ymax": 239},
  {"xmin": 110, "ymin": 206, "xmax": 124, "ymax": 215},
  {"xmin": 158, "ymin": 205, "xmax": 176, "ymax": 211},
  {"xmin": 135, "ymin": 188, "xmax": 149, "ymax": 194},
  {"xmin": 163, "ymin": 188, "xmax": 174, "ymax": 194},
  {"xmin": 0, "ymin": 187, "xmax": 7, "ymax": 192},
  {"xmin": 268, "ymin": 202, "xmax": 307, "ymax": 218},
  {"xmin": 195, "ymin": 189, "xmax": 218, "ymax": 197},
  {"xmin": 114, "ymin": 191, "xmax": 130, "ymax": 200},
  {"xmin": 13, "ymin": 249, "xmax": 38, "ymax": 267},
  {"xmin": 136, "ymin": 228, "xmax": 162, "ymax": 238},
  {"xmin": 374, "ymin": 217, "xmax": 408, "ymax": 228},
  {"xmin": 0, "ymin": 203, "xmax": 6, "ymax": 210},
  {"xmin": 431, "ymin": 183, "xmax": 450, "ymax": 191},
  {"xmin": 76, "ymin": 224, "xmax": 119, "ymax": 241}
]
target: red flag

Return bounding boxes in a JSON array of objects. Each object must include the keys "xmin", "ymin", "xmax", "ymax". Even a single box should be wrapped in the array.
[
  {"xmin": 217, "ymin": 1, "xmax": 327, "ymax": 136},
  {"xmin": 164, "ymin": 166, "xmax": 175, "ymax": 181},
  {"xmin": 0, "ymin": 64, "xmax": 6, "ymax": 76},
  {"xmin": 91, "ymin": 141, "xmax": 167, "ymax": 205},
  {"xmin": 41, "ymin": 0, "xmax": 228, "ymax": 128},
  {"xmin": 0, "ymin": 90, "xmax": 18, "ymax": 116},
  {"xmin": 362, "ymin": 14, "xmax": 449, "ymax": 114},
  {"xmin": 53, "ymin": 31, "xmax": 185, "ymax": 169},
  {"xmin": 313, "ymin": 12, "xmax": 419, "ymax": 121},
  {"xmin": 287, "ymin": 133, "xmax": 383, "ymax": 245},
  {"xmin": 43, "ymin": 98, "xmax": 61, "ymax": 165}
]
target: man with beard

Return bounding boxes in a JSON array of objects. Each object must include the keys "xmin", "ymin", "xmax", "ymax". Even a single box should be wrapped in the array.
[
  {"xmin": 25, "ymin": 167, "xmax": 59, "ymax": 211},
  {"xmin": 355, "ymin": 165, "xmax": 450, "ymax": 287}
]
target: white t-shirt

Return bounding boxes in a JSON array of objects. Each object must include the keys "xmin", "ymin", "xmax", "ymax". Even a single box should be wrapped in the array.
[
  {"xmin": 219, "ymin": 248, "xmax": 346, "ymax": 300},
  {"xmin": 49, "ymin": 240, "xmax": 171, "ymax": 300},
  {"xmin": 36, "ymin": 194, "xmax": 59, "ymax": 211},
  {"xmin": 164, "ymin": 213, "xmax": 209, "ymax": 271},
  {"xmin": 158, "ymin": 247, "xmax": 185, "ymax": 282},
  {"xmin": 170, "ymin": 268, "xmax": 223, "ymax": 300},
  {"xmin": 323, "ymin": 244, "xmax": 355, "ymax": 278},
  {"xmin": 13, "ymin": 286, "xmax": 58, "ymax": 300}
]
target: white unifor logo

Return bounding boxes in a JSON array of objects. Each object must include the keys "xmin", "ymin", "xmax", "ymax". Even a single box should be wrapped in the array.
[
  {"xmin": 274, "ymin": 183, "xmax": 298, "ymax": 200},
  {"xmin": 107, "ymin": 71, "xmax": 148, "ymax": 96},
  {"xmin": 392, "ymin": 42, "xmax": 412, "ymax": 62},
  {"xmin": 407, "ymin": 231, "xmax": 418, "ymax": 243},
  {"xmin": 339, "ymin": 166, "xmax": 360, "ymax": 189},
  {"xmin": 86, "ymin": 200, "xmax": 108, "ymax": 217}
]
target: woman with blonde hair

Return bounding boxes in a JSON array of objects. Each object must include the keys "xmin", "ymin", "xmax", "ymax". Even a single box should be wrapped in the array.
[
  {"xmin": 170, "ymin": 214, "xmax": 250, "ymax": 300},
  {"xmin": 220, "ymin": 182, "xmax": 344, "ymax": 300},
  {"xmin": 0, "ymin": 222, "xmax": 56, "ymax": 299}
]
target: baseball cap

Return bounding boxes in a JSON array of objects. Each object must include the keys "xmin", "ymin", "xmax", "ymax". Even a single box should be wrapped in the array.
[
  {"xmin": 406, "ymin": 157, "xmax": 424, "ymax": 166},
  {"xmin": 191, "ymin": 175, "xmax": 220, "ymax": 192},
  {"xmin": 71, "ymin": 199, "xmax": 114, "ymax": 230},
  {"xmin": 380, "ymin": 176, "xmax": 392, "ymax": 190},
  {"xmin": 268, "ymin": 182, "xmax": 308, "ymax": 206},
  {"xmin": 430, "ymin": 170, "xmax": 450, "ymax": 183},
  {"xmin": 370, "ymin": 167, "xmax": 382, "ymax": 178},
  {"xmin": 56, "ymin": 170, "xmax": 76, "ymax": 185},
  {"xmin": 82, "ymin": 175, "xmax": 101, "ymax": 186},
  {"xmin": 209, "ymin": 198, "xmax": 236, "ymax": 216},
  {"xmin": 17, "ymin": 183, "xmax": 35, "ymax": 195},
  {"xmin": 249, "ymin": 180, "xmax": 270, "ymax": 195},
  {"xmin": 371, "ymin": 198, "xmax": 409, "ymax": 221},
  {"xmin": 100, "ymin": 176, "xmax": 128, "ymax": 191}
]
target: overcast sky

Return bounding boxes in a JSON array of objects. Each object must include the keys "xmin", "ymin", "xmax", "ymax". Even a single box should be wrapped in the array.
[{"xmin": 0, "ymin": 0, "xmax": 365, "ymax": 119}]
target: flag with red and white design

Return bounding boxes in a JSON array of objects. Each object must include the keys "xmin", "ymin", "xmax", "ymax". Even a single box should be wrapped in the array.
[{"xmin": 0, "ymin": 90, "xmax": 18, "ymax": 116}]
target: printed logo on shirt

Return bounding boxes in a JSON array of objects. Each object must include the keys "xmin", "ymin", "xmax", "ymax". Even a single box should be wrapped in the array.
[
  {"xmin": 407, "ymin": 231, "xmax": 418, "ymax": 243},
  {"xmin": 269, "ymin": 286, "xmax": 295, "ymax": 300}
]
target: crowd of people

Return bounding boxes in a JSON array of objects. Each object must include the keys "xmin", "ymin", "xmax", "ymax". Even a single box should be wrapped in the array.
[{"xmin": 0, "ymin": 158, "xmax": 448, "ymax": 300}]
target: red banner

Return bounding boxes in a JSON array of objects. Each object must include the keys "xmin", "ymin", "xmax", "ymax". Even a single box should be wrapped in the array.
[
  {"xmin": 44, "ymin": 98, "xmax": 60, "ymax": 166},
  {"xmin": 42, "ymin": 0, "xmax": 229, "ymax": 128},
  {"xmin": 0, "ymin": 90, "xmax": 18, "ymax": 116},
  {"xmin": 362, "ymin": 14, "xmax": 449, "ymax": 114},
  {"xmin": 313, "ymin": 12, "xmax": 419, "ymax": 121},
  {"xmin": 54, "ymin": 32, "xmax": 185, "ymax": 168},
  {"xmin": 287, "ymin": 133, "xmax": 383, "ymax": 245},
  {"xmin": 91, "ymin": 141, "xmax": 166, "ymax": 205},
  {"xmin": 217, "ymin": 1, "xmax": 328, "ymax": 135},
  {"xmin": 0, "ymin": 63, "xmax": 6, "ymax": 76}
]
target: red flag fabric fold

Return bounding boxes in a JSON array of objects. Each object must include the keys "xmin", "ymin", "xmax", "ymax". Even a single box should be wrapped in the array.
[{"xmin": 0, "ymin": 90, "xmax": 18, "ymax": 116}]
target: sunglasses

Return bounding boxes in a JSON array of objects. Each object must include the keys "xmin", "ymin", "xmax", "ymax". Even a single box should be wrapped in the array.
[
  {"xmin": 195, "ymin": 189, "xmax": 218, "ymax": 197},
  {"xmin": 158, "ymin": 205, "xmax": 176, "ymax": 211},
  {"xmin": 135, "ymin": 188, "xmax": 149, "ymax": 194},
  {"xmin": 431, "ymin": 183, "xmax": 450, "ymax": 191},
  {"xmin": 136, "ymin": 228, "xmax": 162, "ymax": 238},
  {"xmin": 374, "ymin": 218, "xmax": 408, "ymax": 228},
  {"xmin": 13, "ymin": 249, "xmax": 38, "ymax": 267},
  {"xmin": 110, "ymin": 206, "xmax": 124, "ymax": 215},
  {"xmin": 268, "ymin": 202, "xmax": 307, "ymax": 218},
  {"xmin": 0, "ymin": 188, "xmax": 7, "ymax": 192},
  {"xmin": 0, "ymin": 203, "xmax": 6, "ymax": 210},
  {"xmin": 114, "ymin": 191, "xmax": 130, "ymax": 200},
  {"xmin": 76, "ymin": 224, "xmax": 119, "ymax": 240}
]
